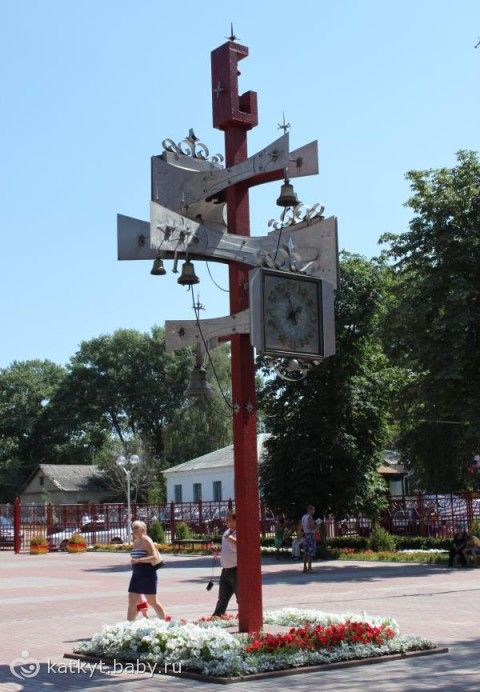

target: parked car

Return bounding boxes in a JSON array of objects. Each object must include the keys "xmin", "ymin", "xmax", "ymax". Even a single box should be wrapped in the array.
[
  {"xmin": 48, "ymin": 521, "xmax": 129, "ymax": 551},
  {"xmin": 0, "ymin": 516, "xmax": 15, "ymax": 547},
  {"xmin": 391, "ymin": 508, "xmax": 419, "ymax": 534}
]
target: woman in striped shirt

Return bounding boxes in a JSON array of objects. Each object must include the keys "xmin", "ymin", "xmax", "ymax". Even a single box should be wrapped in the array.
[{"xmin": 127, "ymin": 520, "xmax": 166, "ymax": 621}]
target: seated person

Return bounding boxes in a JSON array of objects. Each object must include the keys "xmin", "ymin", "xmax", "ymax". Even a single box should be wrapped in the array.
[
  {"xmin": 448, "ymin": 527, "xmax": 468, "ymax": 567},
  {"xmin": 463, "ymin": 534, "xmax": 480, "ymax": 566}
]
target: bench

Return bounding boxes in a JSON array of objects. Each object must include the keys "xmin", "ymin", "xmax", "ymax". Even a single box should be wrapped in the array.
[{"xmin": 171, "ymin": 538, "xmax": 213, "ymax": 553}]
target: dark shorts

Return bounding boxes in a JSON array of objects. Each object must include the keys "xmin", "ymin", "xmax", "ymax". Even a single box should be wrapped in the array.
[
  {"xmin": 304, "ymin": 532, "xmax": 316, "ymax": 558},
  {"xmin": 128, "ymin": 565, "xmax": 157, "ymax": 595}
]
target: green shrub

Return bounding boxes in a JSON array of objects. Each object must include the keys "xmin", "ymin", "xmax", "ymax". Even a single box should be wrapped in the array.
[
  {"xmin": 395, "ymin": 535, "xmax": 450, "ymax": 550},
  {"xmin": 175, "ymin": 522, "xmax": 192, "ymax": 540},
  {"xmin": 149, "ymin": 520, "xmax": 165, "ymax": 544},
  {"xmin": 327, "ymin": 536, "xmax": 369, "ymax": 550},
  {"xmin": 260, "ymin": 537, "xmax": 276, "ymax": 547},
  {"xmin": 469, "ymin": 518, "xmax": 480, "ymax": 538},
  {"xmin": 368, "ymin": 527, "xmax": 396, "ymax": 552}
]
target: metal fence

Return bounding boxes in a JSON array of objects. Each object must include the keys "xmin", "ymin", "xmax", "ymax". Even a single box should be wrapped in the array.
[
  {"xmin": 0, "ymin": 498, "xmax": 262, "ymax": 552},
  {"xmin": 2, "ymin": 492, "xmax": 480, "ymax": 552}
]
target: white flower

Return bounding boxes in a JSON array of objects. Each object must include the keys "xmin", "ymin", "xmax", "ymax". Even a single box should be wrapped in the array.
[{"xmin": 74, "ymin": 608, "xmax": 434, "ymax": 677}]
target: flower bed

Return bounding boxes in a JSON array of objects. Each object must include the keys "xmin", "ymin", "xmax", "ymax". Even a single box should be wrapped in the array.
[
  {"xmin": 74, "ymin": 608, "xmax": 438, "ymax": 679},
  {"xmin": 334, "ymin": 549, "xmax": 448, "ymax": 564}
]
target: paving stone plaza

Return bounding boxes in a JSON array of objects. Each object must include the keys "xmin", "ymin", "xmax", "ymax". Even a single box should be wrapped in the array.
[{"xmin": 0, "ymin": 552, "xmax": 479, "ymax": 691}]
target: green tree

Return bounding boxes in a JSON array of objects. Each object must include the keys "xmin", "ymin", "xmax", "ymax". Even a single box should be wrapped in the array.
[
  {"xmin": 163, "ymin": 344, "xmax": 232, "ymax": 465},
  {"xmin": 380, "ymin": 150, "xmax": 480, "ymax": 490},
  {"xmin": 56, "ymin": 327, "xmax": 193, "ymax": 459},
  {"xmin": 0, "ymin": 360, "xmax": 66, "ymax": 500},
  {"xmin": 258, "ymin": 253, "xmax": 392, "ymax": 519}
]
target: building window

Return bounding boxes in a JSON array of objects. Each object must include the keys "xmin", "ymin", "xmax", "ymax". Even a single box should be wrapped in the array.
[
  {"xmin": 213, "ymin": 481, "xmax": 222, "ymax": 502},
  {"xmin": 39, "ymin": 477, "xmax": 44, "ymax": 487},
  {"xmin": 193, "ymin": 483, "xmax": 202, "ymax": 502},
  {"xmin": 174, "ymin": 484, "xmax": 183, "ymax": 504}
]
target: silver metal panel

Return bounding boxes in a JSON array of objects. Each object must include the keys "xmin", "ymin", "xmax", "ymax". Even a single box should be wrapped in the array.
[
  {"xmin": 152, "ymin": 134, "xmax": 290, "ymax": 212},
  {"xmin": 288, "ymin": 140, "xmax": 319, "ymax": 178},
  {"xmin": 269, "ymin": 215, "xmax": 339, "ymax": 288},
  {"xmin": 150, "ymin": 202, "xmax": 338, "ymax": 284},
  {"xmin": 117, "ymin": 214, "xmax": 156, "ymax": 260},
  {"xmin": 165, "ymin": 309, "xmax": 250, "ymax": 354},
  {"xmin": 249, "ymin": 268, "xmax": 264, "ymax": 353},
  {"xmin": 321, "ymin": 280, "xmax": 336, "ymax": 357}
]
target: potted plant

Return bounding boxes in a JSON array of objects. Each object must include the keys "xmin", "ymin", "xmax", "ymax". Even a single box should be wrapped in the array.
[
  {"xmin": 67, "ymin": 532, "xmax": 87, "ymax": 553},
  {"xmin": 30, "ymin": 534, "xmax": 49, "ymax": 554}
]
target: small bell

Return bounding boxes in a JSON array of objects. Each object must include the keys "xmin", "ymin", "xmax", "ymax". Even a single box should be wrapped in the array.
[
  {"xmin": 184, "ymin": 364, "xmax": 212, "ymax": 397},
  {"xmin": 276, "ymin": 177, "xmax": 298, "ymax": 208},
  {"xmin": 150, "ymin": 257, "xmax": 166, "ymax": 276},
  {"xmin": 177, "ymin": 259, "xmax": 200, "ymax": 286}
]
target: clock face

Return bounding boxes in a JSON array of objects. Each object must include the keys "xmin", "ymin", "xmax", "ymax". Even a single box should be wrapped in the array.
[{"xmin": 263, "ymin": 273, "xmax": 322, "ymax": 355}]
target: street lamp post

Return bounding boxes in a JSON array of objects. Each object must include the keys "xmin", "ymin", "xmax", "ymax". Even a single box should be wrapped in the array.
[{"xmin": 116, "ymin": 454, "xmax": 140, "ymax": 542}]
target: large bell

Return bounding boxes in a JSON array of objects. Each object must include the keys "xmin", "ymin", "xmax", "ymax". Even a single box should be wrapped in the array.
[
  {"xmin": 276, "ymin": 178, "xmax": 298, "ymax": 207},
  {"xmin": 177, "ymin": 259, "xmax": 200, "ymax": 286},
  {"xmin": 184, "ymin": 364, "xmax": 212, "ymax": 397},
  {"xmin": 150, "ymin": 257, "xmax": 166, "ymax": 276}
]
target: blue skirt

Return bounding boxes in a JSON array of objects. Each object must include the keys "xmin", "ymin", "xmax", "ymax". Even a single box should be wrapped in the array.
[{"xmin": 128, "ymin": 564, "xmax": 157, "ymax": 595}]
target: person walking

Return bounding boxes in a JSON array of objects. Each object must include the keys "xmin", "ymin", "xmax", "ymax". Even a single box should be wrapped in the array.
[
  {"xmin": 301, "ymin": 504, "xmax": 316, "ymax": 573},
  {"xmin": 127, "ymin": 520, "xmax": 166, "ymax": 621},
  {"xmin": 274, "ymin": 513, "xmax": 287, "ymax": 559},
  {"xmin": 212, "ymin": 512, "xmax": 237, "ymax": 617}
]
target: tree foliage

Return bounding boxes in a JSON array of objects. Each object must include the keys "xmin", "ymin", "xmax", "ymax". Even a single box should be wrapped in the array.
[
  {"xmin": 0, "ymin": 328, "xmax": 232, "ymax": 502},
  {"xmin": 380, "ymin": 150, "xmax": 480, "ymax": 490},
  {"xmin": 0, "ymin": 360, "xmax": 66, "ymax": 500},
  {"xmin": 258, "ymin": 254, "xmax": 393, "ymax": 519}
]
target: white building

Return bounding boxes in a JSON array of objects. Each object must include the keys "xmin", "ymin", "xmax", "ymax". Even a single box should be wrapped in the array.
[
  {"xmin": 163, "ymin": 434, "xmax": 270, "ymax": 503},
  {"xmin": 163, "ymin": 437, "xmax": 406, "ymax": 503}
]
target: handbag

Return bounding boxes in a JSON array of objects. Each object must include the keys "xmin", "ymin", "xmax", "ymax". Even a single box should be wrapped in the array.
[{"xmin": 206, "ymin": 554, "xmax": 217, "ymax": 590}]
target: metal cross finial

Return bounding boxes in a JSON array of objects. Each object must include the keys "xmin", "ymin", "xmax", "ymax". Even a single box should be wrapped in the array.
[
  {"xmin": 193, "ymin": 293, "xmax": 205, "ymax": 314},
  {"xmin": 213, "ymin": 80, "xmax": 224, "ymax": 100},
  {"xmin": 278, "ymin": 112, "xmax": 291, "ymax": 134},
  {"xmin": 227, "ymin": 22, "xmax": 237, "ymax": 41}
]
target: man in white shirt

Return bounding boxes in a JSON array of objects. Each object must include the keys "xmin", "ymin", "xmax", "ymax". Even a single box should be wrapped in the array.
[{"xmin": 212, "ymin": 512, "xmax": 237, "ymax": 616}]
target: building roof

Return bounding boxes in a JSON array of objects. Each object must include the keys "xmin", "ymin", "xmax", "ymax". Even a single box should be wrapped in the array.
[
  {"xmin": 163, "ymin": 433, "xmax": 270, "ymax": 474},
  {"xmin": 377, "ymin": 465, "xmax": 407, "ymax": 477},
  {"xmin": 378, "ymin": 449, "xmax": 407, "ymax": 477},
  {"xmin": 21, "ymin": 464, "xmax": 106, "ymax": 493}
]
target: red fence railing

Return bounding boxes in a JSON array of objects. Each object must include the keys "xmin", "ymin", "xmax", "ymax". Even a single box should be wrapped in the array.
[{"xmin": 2, "ymin": 492, "xmax": 480, "ymax": 552}]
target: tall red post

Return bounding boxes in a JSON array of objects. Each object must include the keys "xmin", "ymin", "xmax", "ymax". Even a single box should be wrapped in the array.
[
  {"xmin": 13, "ymin": 496, "xmax": 21, "ymax": 554},
  {"xmin": 211, "ymin": 41, "xmax": 263, "ymax": 633}
]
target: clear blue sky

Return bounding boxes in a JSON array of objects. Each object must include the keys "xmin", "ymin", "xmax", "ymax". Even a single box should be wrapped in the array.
[{"xmin": 1, "ymin": 1, "xmax": 478, "ymax": 368}]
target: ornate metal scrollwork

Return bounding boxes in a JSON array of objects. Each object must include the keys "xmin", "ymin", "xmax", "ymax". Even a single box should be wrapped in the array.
[
  {"xmin": 272, "ymin": 357, "xmax": 321, "ymax": 382},
  {"xmin": 258, "ymin": 239, "xmax": 302, "ymax": 274},
  {"xmin": 162, "ymin": 128, "xmax": 224, "ymax": 165},
  {"xmin": 268, "ymin": 202, "xmax": 325, "ymax": 232}
]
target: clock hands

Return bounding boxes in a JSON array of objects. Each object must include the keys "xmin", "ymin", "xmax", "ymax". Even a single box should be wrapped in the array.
[{"xmin": 286, "ymin": 294, "xmax": 303, "ymax": 325}]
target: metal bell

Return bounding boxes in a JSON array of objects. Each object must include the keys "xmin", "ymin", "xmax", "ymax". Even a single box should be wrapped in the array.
[
  {"xmin": 177, "ymin": 259, "xmax": 200, "ymax": 286},
  {"xmin": 184, "ymin": 365, "xmax": 212, "ymax": 397},
  {"xmin": 276, "ymin": 178, "xmax": 298, "ymax": 207},
  {"xmin": 150, "ymin": 257, "xmax": 166, "ymax": 276}
]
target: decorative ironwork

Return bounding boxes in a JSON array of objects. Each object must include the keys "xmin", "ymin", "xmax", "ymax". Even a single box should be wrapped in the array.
[
  {"xmin": 268, "ymin": 202, "xmax": 325, "ymax": 231},
  {"xmin": 258, "ymin": 240, "xmax": 302, "ymax": 274},
  {"xmin": 272, "ymin": 357, "xmax": 321, "ymax": 382},
  {"xmin": 162, "ymin": 128, "xmax": 224, "ymax": 165}
]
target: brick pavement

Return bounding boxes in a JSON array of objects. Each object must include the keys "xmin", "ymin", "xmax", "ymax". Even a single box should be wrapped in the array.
[{"xmin": 0, "ymin": 551, "xmax": 479, "ymax": 690}]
